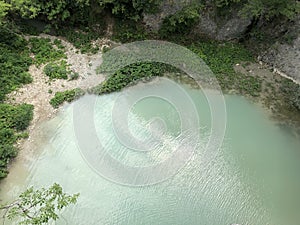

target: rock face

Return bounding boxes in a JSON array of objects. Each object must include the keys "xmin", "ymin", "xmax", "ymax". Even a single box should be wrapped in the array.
[
  {"xmin": 143, "ymin": 0, "xmax": 192, "ymax": 32},
  {"xmin": 261, "ymin": 17, "xmax": 300, "ymax": 83},
  {"xmin": 143, "ymin": 1, "xmax": 299, "ymax": 82},
  {"xmin": 143, "ymin": 0, "xmax": 252, "ymax": 41},
  {"xmin": 192, "ymin": 12, "xmax": 251, "ymax": 40},
  {"xmin": 216, "ymin": 16, "xmax": 252, "ymax": 40},
  {"xmin": 192, "ymin": 12, "xmax": 217, "ymax": 39}
]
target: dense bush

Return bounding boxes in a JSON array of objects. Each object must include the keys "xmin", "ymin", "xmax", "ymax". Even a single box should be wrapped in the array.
[
  {"xmin": 0, "ymin": 1, "xmax": 10, "ymax": 22},
  {"xmin": 0, "ymin": 104, "xmax": 33, "ymax": 131},
  {"xmin": 1, "ymin": 0, "xmax": 298, "ymax": 27},
  {"xmin": 29, "ymin": 37, "xmax": 66, "ymax": 65},
  {"xmin": 93, "ymin": 62, "xmax": 178, "ymax": 94},
  {"xmin": 0, "ymin": 26, "xmax": 28, "ymax": 50},
  {"xmin": 0, "ymin": 27, "xmax": 32, "ymax": 102},
  {"xmin": 0, "ymin": 103, "xmax": 33, "ymax": 178},
  {"xmin": 3, "ymin": 0, "xmax": 161, "ymax": 25},
  {"xmin": 0, "ymin": 26, "xmax": 34, "ymax": 178},
  {"xmin": 7, "ymin": 0, "xmax": 89, "ymax": 26},
  {"xmin": 50, "ymin": 88, "xmax": 85, "ymax": 108},
  {"xmin": 43, "ymin": 61, "xmax": 69, "ymax": 80}
]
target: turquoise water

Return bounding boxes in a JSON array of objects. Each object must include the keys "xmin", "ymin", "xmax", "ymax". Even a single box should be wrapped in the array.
[{"xmin": 1, "ymin": 78, "xmax": 300, "ymax": 225}]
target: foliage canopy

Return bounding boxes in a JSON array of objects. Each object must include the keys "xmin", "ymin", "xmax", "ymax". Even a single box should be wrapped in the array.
[{"xmin": 0, "ymin": 183, "xmax": 79, "ymax": 224}]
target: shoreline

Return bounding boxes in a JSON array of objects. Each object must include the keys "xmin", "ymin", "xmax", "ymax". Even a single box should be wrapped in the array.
[
  {"xmin": 3, "ymin": 35, "xmax": 300, "ymax": 180},
  {"xmin": 4, "ymin": 34, "xmax": 107, "ymax": 171}
]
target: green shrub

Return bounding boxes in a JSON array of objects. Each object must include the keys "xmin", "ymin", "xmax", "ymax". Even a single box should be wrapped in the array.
[
  {"xmin": 50, "ymin": 88, "xmax": 85, "ymax": 108},
  {"xmin": 212, "ymin": 0, "xmax": 300, "ymax": 20},
  {"xmin": 0, "ymin": 143, "xmax": 18, "ymax": 177},
  {"xmin": 102, "ymin": 46, "xmax": 111, "ymax": 53},
  {"xmin": 159, "ymin": 5, "xmax": 201, "ymax": 38},
  {"xmin": 240, "ymin": 0, "xmax": 300, "ymax": 20},
  {"xmin": 69, "ymin": 71, "xmax": 79, "ymax": 80},
  {"xmin": 0, "ymin": 27, "xmax": 34, "ymax": 177},
  {"xmin": 53, "ymin": 39, "xmax": 65, "ymax": 49},
  {"xmin": 109, "ymin": 0, "xmax": 161, "ymax": 20},
  {"xmin": 112, "ymin": 19, "xmax": 147, "ymax": 43},
  {"xmin": 43, "ymin": 61, "xmax": 69, "ymax": 80},
  {"xmin": 0, "ymin": 27, "xmax": 33, "ymax": 102},
  {"xmin": 56, "ymin": 28, "xmax": 101, "ymax": 53},
  {"xmin": 0, "ymin": 103, "xmax": 33, "ymax": 178},
  {"xmin": 29, "ymin": 37, "xmax": 66, "ymax": 65},
  {"xmin": 93, "ymin": 62, "xmax": 179, "ymax": 94},
  {"xmin": 0, "ymin": 27, "xmax": 28, "ymax": 51},
  {"xmin": 0, "ymin": 103, "xmax": 33, "ymax": 131},
  {"xmin": 0, "ymin": 27, "xmax": 34, "ymax": 178},
  {"xmin": 0, "ymin": 1, "xmax": 10, "ymax": 22}
]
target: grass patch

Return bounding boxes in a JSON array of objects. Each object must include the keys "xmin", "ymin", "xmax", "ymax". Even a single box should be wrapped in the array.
[
  {"xmin": 188, "ymin": 41, "xmax": 262, "ymax": 96},
  {"xmin": 50, "ymin": 88, "xmax": 85, "ymax": 108},
  {"xmin": 281, "ymin": 79, "xmax": 300, "ymax": 111},
  {"xmin": 234, "ymin": 72, "xmax": 262, "ymax": 97}
]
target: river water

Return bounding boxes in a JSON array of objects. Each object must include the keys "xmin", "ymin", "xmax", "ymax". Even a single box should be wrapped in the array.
[{"xmin": 1, "ymin": 78, "xmax": 300, "ymax": 225}]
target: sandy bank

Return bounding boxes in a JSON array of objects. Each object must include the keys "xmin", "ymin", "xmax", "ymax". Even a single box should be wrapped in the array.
[{"xmin": 5, "ymin": 34, "xmax": 109, "ymax": 162}]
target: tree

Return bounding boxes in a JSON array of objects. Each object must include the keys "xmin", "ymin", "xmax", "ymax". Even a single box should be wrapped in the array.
[
  {"xmin": 0, "ymin": 183, "xmax": 79, "ymax": 224},
  {"xmin": 0, "ymin": 1, "xmax": 10, "ymax": 22}
]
